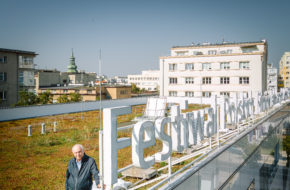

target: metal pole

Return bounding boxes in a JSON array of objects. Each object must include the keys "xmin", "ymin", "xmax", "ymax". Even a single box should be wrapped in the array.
[{"xmin": 98, "ymin": 49, "xmax": 104, "ymax": 190}]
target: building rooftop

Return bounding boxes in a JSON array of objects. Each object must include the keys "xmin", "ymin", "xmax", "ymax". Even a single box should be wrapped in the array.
[
  {"xmin": 0, "ymin": 48, "xmax": 37, "ymax": 55},
  {"xmin": 172, "ymin": 40, "xmax": 266, "ymax": 49}
]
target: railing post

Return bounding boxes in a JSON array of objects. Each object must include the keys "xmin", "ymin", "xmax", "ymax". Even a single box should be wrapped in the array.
[
  {"xmin": 41, "ymin": 123, "xmax": 46, "ymax": 135},
  {"xmin": 28, "ymin": 125, "xmax": 32, "ymax": 137},
  {"xmin": 53, "ymin": 121, "xmax": 57, "ymax": 132}
]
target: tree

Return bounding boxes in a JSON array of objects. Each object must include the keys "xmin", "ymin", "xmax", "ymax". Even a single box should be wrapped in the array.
[
  {"xmin": 131, "ymin": 83, "xmax": 140, "ymax": 94},
  {"xmin": 38, "ymin": 90, "xmax": 53, "ymax": 104},
  {"xmin": 57, "ymin": 94, "xmax": 70, "ymax": 103},
  {"xmin": 69, "ymin": 92, "xmax": 82, "ymax": 102},
  {"xmin": 16, "ymin": 91, "xmax": 38, "ymax": 106}
]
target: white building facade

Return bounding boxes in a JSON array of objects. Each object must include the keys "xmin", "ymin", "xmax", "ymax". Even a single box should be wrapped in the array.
[
  {"xmin": 267, "ymin": 64, "xmax": 278, "ymax": 93},
  {"xmin": 160, "ymin": 40, "xmax": 268, "ymax": 98},
  {"xmin": 128, "ymin": 70, "xmax": 159, "ymax": 91}
]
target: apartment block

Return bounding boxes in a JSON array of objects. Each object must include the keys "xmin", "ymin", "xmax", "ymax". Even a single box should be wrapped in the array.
[
  {"xmin": 279, "ymin": 52, "xmax": 290, "ymax": 88},
  {"xmin": 159, "ymin": 40, "xmax": 268, "ymax": 98},
  {"xmin": 0, "ymin": 48, "xmax": 37, "ymax": 107},
  {"xmin": 128, "ymin": 70, "xmax": 159, "ymax": 91}
]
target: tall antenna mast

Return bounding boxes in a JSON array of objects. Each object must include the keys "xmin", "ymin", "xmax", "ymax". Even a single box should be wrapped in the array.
[
  {"xmin": 99, "ymin": 49, "xmax": 102, "ymax": 130},
  {"xmin": 98, "ymin": 49, "xmax": 104, "ymax": 190}
]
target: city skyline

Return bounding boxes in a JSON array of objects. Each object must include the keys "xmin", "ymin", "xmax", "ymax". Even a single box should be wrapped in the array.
[{"xmin": 1, "ymin": 0, "xmax": 290, "ymax": 76}]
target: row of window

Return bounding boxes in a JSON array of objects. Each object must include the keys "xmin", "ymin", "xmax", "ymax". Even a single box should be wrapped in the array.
[
  {"xmin": 129, "ymin": 77, "xmax": 158, "ymax": 81},
  {"xmin": 168, "ymin": 91, "xmax": 232, "ymax": 97},
  {"xmin": 169, "ymin": 61, "xmax": 250, "ymax": 71},
  {"xmin": 169, "ymin": 77, "xmax": 250, "ymax": 85},
  {"xmin": 175, "ymin": 49, "xmax": 233, "ymax": 56}
]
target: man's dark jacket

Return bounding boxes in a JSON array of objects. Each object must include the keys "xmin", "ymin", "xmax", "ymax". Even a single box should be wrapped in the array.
[{"xmin": 65, "ymin": 153, "xmax": 100, "ymax": 190}]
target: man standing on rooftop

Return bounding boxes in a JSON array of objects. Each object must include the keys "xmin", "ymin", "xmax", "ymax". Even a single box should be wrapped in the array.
[{"xmin": 65, "ymin": 144, "xmax": 100, "ymax": 190}]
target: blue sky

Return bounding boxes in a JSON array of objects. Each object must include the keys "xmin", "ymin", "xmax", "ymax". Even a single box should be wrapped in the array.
[{"xmin": 1, "ymin": 0, "xmax": 290, "ymax": 76}]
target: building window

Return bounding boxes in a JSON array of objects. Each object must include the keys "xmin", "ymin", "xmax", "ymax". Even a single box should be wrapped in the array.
[
  {"xmin": 22, "ymin": 57, "xmax": 33, "ymax": 65},
  {"xmin": 185, "ymin": 77, "xmax": 194, "ymax": 84},
  {"xmin": 0, "ymin": 56, "xmax": 7, "ymax": 63},
  {"xmin": 239, "ymin": 61, "xmax": 250, "ymax": 69},
  {"xmin": 220, "ymin": 62, "xmax": 230, "ymax": 70},
  {"xmin": 176, "ymin": 51, "xmax": 187, "ymax": 56},
  {"xmin": 87, "ymin": 90, "xmax": 92, "ymax": 94},
  {"xmin": 0, "ymin": 72, "xmax": 7, "ymax": 81},
  {"xmin": 220, "ymin": 77, "xmax": 230, "ymax": 84},
  {"xmin": 0, "ymin": 91, "xmax": 7, "ymax": 101},
  {"xmin": 185, "ymin": 91, "xmax": 194, "ymax": 97},
  {"xmin": 202, "ymin": 63, "xmax": 212, "ymax": 70},
  {"xmin": 208, "ymin": 50, "xmax": 217, "ymax": 55},
  {"xmin": 220, "ymin": 92, "xmax": 230, "ymax": 97},
  {"xmin": 239, "ymin": 77, "xmax": 249, "ymax": 84},
  {"xmin": 120, "ymin": 90, "xmax": 128, "ymax": 95},
  {"xmin": 169, "ymin": 77, "xmax": 177, "ymax": 84},
  {"xmin": 63, "ymin": 89, "xmax": 68, "ymax": 93},
  {"xmin": 52, "ymin": 90, "xmax": 56, "ymax": 94},
  {"xmin": 202, "ymin": 92, "xmax": 211, "ymax": 97},
  {"xmin": 169, "ymin": 91, "xmax": 177, "ymax": 96},
  {"xmin": 202, "ymin": 77, "xmax": 211, "ymax": 84},
  {"xmin": 227, "ymin": 49, "xmax": 232, "ymax": 54},
  {"xmin": 169, "ymin": 64, "xmax": 177, "ymax": 71},
  {"xmin": 185, "ymin": 63, "xmax": 194, "ymax": 70}
]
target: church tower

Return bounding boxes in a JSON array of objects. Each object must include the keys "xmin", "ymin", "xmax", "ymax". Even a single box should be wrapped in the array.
[{"xmin": 67, "ymin": 49, "xmax": 78, "ymax": 73}]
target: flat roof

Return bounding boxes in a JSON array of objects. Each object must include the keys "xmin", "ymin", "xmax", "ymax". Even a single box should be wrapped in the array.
[
  {"xmin": 0, "ymin": 48, "xmax": 37, "ymax": 55},
  {"xmin": 172, "ymin": 40, "xmax": 266, "ymax": 49}
]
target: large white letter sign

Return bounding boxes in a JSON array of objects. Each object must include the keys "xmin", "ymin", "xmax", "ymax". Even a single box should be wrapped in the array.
[
  {"xmin": 155, "ymin": 117, "xmax": 172, "ymax": 161},
  {"xmin": 193, "ymin": 110, "xmax": 205, "ymax": 144},
  {"xmin": 103, "ymin": 106, "xmax": 132, "ymax": 186},
  {"xmin": 132, "ymin": 120, "xmax": 155, "ymax": 169},
  {"xmin": 185, "ymin": 112, "xmax": 197, "ymax": 146},
  {"xmin": 170, "ymin": 105, "xmax": 184, "ymax": 153}
]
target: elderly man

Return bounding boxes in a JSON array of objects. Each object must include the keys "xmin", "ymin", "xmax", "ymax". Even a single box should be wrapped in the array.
[{"xmin": 65, "ymin": 144, "xmax": 100, "ymax": 190}]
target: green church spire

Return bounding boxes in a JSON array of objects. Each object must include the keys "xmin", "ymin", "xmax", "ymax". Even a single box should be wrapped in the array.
[{"xmin": 67, "ymin": 49, "xmax": 78, "ymax": 73}]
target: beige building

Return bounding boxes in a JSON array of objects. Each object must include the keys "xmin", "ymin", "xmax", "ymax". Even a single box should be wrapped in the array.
[
  {"xmin": 37, "ymin": 85, "xmax": 131, "ymax": 102},
  {"xmin": 279, "ymin": 52, "xmax": 290, "ymax": 88},
  {"xmin": 0, "ymin": 48, "xmax": 37, "ymax": 107},
  {"xmin": 160, "ymin": 40, "xmax": 268, "ymax": 98}
]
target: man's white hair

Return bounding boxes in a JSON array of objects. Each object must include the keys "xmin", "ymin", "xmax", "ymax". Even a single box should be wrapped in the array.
[{"xmin": 72, "ymin": 144, "xmax": 85, "ymax": 153}]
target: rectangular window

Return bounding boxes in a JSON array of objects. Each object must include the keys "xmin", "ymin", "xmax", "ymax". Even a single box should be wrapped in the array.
[
  {"xmin": 120, "ymin": 90, "xmax": 128, "ymax": 95},
  {"xmin": 220, "ymin": 77, "xmax": 230, "ymax": 84},
  {"xmin": 220, "ymin": 92, "xmax": 230, "ymax": 97},
  {"xmin": 227, "ymin": 49, "xmax": 232, "ymax": 54},
  {"xmin": 0, "ymin": 56, "xmax": 7, "ymax": 63},
  {"xmin": 202, "ymin": 63, "xmax": 212, "ymax": 70},
  {"xmin": 176, "ymin": 51, "xmax": 187, "ymax": 56},
  {"xmin": 202, "ymin": 77, "xmax": 211, "ymax": 84},
  {"xmin": 0, "ymin": 91, "xmax": 7, "ymax": 100},
  {"xmin": 239, "ymin": 61, "xmax": 250, "ymax": 69},
  {"xmin": 18, "ymin": 72, "xmax": 23, "ymax": 85},
  {"xmin": 239, "ymin": 77, "xmax": 249, "ymax": 84},
  {"xmin": 169, "ymin": 77, "xmax": 177, "ymax": 84},
  {"xmin": 220, "ymin": 62, "xmax": 230, "ymax": 70},
  {"xmin": 185, "ymin": 63, "xmax": 194, "ymax": 70},
  {"xmin": 169, "ymin": 91, "xmax": 177, "ymax": 97},
  {"xmin": 185, "ymin": 77, "xmax": 194, "ymax": 84},
  {"xmin": 63, "ymin": 89, "xmax": 68, "ymax": 93},
  {"xmin": 169, "ymin": 64, "xmax": 177, "ymax": 71},
  {"xmin": 185, "ymin": 91, "xmax": 194, "ymax": 97},
  {"xmin": 202, "ymin": 92, "xmax": 211, "ymax": 97},
  {"xmin": 208, "ymin": 50, "xmax": 217, "ymax": 55},
  {"xmin": 87, "ymin": 90, "xmax": 92, "ymax": 94},
  {"xmin": 0, "ymin": 72, "xmax": 7, "ymax": 81}
]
